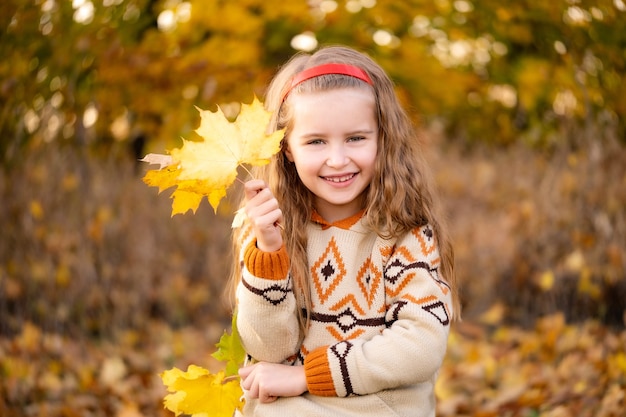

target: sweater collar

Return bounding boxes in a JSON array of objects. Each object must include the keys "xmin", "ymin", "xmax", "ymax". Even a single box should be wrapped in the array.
[{"xmin": 311, "ymin": 209, "xmax": 366, "ymax": 230}]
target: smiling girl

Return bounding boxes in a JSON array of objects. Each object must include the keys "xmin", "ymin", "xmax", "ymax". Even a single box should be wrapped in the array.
[{"xmin": 231, "ymin": 45, "xmax": 460, "ymax": 417}]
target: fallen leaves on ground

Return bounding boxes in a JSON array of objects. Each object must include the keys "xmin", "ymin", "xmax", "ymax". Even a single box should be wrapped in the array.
[
  {"xmin": 1, "ymin": 314, "xmax": 624, "ymax": 417},
  {"xmin": 437, "ymin": 313, "xmax": 626, "ymax": 417},
  {"xmin": 0, "ymin": 320, "xmax": 225, "ymax": 417}
]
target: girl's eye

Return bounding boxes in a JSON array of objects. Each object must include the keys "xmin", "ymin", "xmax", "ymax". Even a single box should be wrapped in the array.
[
  {"xmin": 348, "ymin": 136, "xmax": 365, "ymax": 142},
  {"xmin": 307, "ymin": 139, "xmax": 324, "ymax": 145}
]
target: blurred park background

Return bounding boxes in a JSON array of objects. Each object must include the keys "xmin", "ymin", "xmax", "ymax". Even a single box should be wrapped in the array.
[{"xmin": 1, "ymin": 0, "xmax": 625, "ymax": 416}]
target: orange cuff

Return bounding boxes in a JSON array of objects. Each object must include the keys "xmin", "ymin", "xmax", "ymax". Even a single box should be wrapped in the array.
[
  {"xmin": 304, "ymin": 346, "xmax": 336, "ymax": 396},
  {"xmin": 243, "ymin": 239, "xmax": 290, "ymax": 280}
]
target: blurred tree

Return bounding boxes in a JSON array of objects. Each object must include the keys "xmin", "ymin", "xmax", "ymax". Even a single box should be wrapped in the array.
[
  {"xmin": 0, "ymin": 0, "xmax": 312, "ymax": 165},
  {"xmin": 1, "ymin": 0, "xmax": 624, "ymax": 165}
]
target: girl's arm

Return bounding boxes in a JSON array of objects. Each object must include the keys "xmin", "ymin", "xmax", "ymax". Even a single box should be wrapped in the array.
[{"xmin": 235, "ymin": 180, "xmax": 301, "ymax": 363}]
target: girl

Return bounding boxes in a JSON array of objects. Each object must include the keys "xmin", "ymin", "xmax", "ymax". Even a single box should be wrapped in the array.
[{"xmin": 232, "ymin": 45, "xmax": 460, "ymax": 417}]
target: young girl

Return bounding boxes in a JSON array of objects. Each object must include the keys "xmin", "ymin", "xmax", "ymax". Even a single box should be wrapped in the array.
[{"xmin": 231, "ymin": 45, "xmax": 460, "ymax": 417}]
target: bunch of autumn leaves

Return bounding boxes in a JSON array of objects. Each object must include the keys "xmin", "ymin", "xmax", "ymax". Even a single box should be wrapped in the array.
[
  {"xmin": 141, "ymin": 97, "xmax": 284, "ymax": 217},
  {"xmin": 142, "ymin": 98, "xmax": 283, "ymax": 416}
]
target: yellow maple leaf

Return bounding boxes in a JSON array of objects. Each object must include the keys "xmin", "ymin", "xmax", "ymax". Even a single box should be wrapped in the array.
[
  {"xmin": 161, "ymin": 365, "xmax": 244, "ymax": 417},
  {"xmin": 141, "ymin": 97, "xmax": 284, "ymax": 216}
]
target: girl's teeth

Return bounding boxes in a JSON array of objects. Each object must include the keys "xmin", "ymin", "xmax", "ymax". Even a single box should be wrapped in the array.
[{"xmin": 326, "ymin": 174, "xmax": 354, "ymax": 183}]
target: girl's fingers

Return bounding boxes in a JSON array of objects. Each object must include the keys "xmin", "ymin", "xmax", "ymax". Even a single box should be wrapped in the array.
[
  {"xmin": 243, "ymin": 179, "xmax": 267, "ymax": 199},
  {"xmin": 242, "ymin": 180, "xmax": 283, "ymax": 250},
  {"xmin": 245, "ymin": 188, "xmax": 281, "ymax": 227},
  {"xmin": 239, "ymin": 366, "xmax": 254, "ymax": 392},
  {"xmin": 260, "ymin": 392, "xmax": 277, "ymax": 403},
  {"xmin": 238, "ymin": 365, "xmax": 253, "ymax": 379}
]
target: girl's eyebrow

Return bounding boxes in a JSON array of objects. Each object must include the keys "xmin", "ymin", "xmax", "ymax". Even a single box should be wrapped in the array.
[
  {"xmin": 347, "ymin": 129, "xmax": 376, "ymax": 135},
  {"xmin": 299, "ymin": 132, "xmax": 326, "ymax": 138},
  {"xmin": 300, "ymin": 129, "xmax": 376, "ymax": 138}
]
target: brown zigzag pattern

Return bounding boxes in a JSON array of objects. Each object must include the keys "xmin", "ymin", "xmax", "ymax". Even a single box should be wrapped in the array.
[
  {"xmin": 389, "ymin": 297, "xmax": 450, "ymax": 326},
  {"xmin": 241, "ymin": 276, "xmax": 291, "ymax": 306},
  {"xmin": 384, "ymin": 248, "xmax": 450, "ymax": 296}
]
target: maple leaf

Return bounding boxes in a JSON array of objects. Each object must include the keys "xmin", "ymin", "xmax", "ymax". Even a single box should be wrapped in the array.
[
  {"xmin": 161, "ymin": 365, "xmax": 244, "ymax": 417},
  {"xmin": 212, "ymin": 312, "xmax": 246, "ymax": 376},
  {"xmin": 141, "ymin": 97, "xmax": 284, "ymax": 216},
  {"xmin": 159, "ymin": 313, "xmax": 246, "ymax": 417}
]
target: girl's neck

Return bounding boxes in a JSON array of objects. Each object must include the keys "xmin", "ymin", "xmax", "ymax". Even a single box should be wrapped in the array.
[{"xmin": 312, "ymin": 196, "xmax": 366, "ymax": 224}]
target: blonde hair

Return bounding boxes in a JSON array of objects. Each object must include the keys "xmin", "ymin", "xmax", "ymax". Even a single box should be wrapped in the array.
[{"xmin": 230, "ymin": 45, "xmax": 460, "ymax": 329}]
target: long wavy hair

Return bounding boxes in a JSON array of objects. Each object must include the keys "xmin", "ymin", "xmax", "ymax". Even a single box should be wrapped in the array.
[{"xmin": 229, "ymin": 45, "xmax": 460, "ymax": 330}]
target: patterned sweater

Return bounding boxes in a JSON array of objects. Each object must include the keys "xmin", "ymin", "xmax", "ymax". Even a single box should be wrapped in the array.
[{"xmin": 236, "ymin": 210, "xmax": 453, "ymax": 417}]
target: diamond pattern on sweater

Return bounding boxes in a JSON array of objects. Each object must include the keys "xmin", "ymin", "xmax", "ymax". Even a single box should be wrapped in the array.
[
  {"xmin": 311, "ymin": 237, "xmax": 346, "ymax": 304},
  {"xmin": 413, "ymin": 225, "xmax": 437, "ymax": 256},
  {"xmin": 310, "ymin": 297, "xmax": 386, "ymax": 341},
  {"xmin": 335, "ymin": 308, "xmax": 359, "ymax": 332},
  {"xmin": 356, "ymin": 258, "xmax": 382, "ymax": 309}
]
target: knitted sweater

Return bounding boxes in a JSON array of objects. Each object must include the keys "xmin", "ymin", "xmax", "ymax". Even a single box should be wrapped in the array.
[{"xmin": 236, "ymin": 210, "xmax": 453, "ymax": 417}]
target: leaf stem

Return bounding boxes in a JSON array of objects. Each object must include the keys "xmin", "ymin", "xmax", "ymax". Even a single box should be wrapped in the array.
[
  {"xmin": 222, "ymin": 375, "xmax": 241, "ymax": 384},
  {"xmin": 238, "ymin": 164, "xmax": 255, "ymax": 180}
]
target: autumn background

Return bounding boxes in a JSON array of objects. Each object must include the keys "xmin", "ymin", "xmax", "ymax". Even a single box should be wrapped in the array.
[{"xmin": 1, "ymin": 0, "xmax": 625, "ymax": 416}]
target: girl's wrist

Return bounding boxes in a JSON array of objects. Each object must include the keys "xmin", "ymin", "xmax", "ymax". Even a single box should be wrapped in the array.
[
  {"xmin": 257, "ymin": 239, "xmax": 283, "ymax": 253},
  {"xmin": 244, "ymin": 239, "xmax": 290, "ymax": 280}
]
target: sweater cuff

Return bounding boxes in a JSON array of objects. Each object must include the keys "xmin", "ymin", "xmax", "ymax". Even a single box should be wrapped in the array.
[
  {"xmin": 304, "ymin": 346, "xmax": 336, "ymax": 396},
  {"xmin": 243, "ymin": 239, "xmax": 290, "ymax": 280}
]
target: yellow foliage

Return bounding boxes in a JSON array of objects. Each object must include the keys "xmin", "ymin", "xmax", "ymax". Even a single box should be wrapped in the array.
[
  {"xmin": 161, "ymin": 366, "xmax": 244, "ymax": 417},
  {"xmin": 536, "ymin": 270, "xmax": 555, "ymax": 292},
  {"xmin": 160, "ymin": 313, "xmax": 245, "ymax": 416},
  {"xmin": 577, "ymin": 268, "xmax": 601, "ymax": 299},
  {"xmin": 608, "ymin": 352, "xmax": 626, "ymax": 379},
  {"xmin": 29, "ymin": 200, "xmax": 44, "ymax": 220},
  {"xmin": 55, "ymin": 264, "xmax": 70, "ymax": 287},
  {"xmin": 16, "ymin": 322, "xmax": 42, "ymax": 353},
  {"xmin": 479, "ymin": 302, "xmax": 506, "ymax": 326},
  {"xmin": 516, "ymin": 57, "xmax": 551, "ymax": 109},
  {"xmin": 99, "ymin": 356, "xmax": 127, "ymax": 388},
  {"xmin": 142, "ymin": 97, "xmax": 284, "ymax": 215}
]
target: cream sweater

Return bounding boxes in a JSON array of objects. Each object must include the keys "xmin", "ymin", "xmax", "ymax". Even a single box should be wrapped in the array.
[{"xmin": 236, "ymin": 210, "xmax": 453, "ymax": 417}]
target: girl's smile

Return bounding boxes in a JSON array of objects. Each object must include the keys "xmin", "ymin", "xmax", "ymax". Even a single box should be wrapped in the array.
[
  {"xmin": 285, "ymin": 87, "xmax": 378, "ymax": 222},
  {"xmin": 323, "ymin": 173, "xmax": 356, "ymax": 185}
]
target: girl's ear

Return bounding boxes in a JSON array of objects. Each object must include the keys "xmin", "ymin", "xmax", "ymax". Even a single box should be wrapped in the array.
[{"xmin": 284, "ymin": 146, "xmax": 294, "ymax": 162}]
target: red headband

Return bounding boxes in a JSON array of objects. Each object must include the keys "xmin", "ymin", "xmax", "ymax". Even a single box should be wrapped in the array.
[{"xmin": 280, "ymin": 63, "xmax": 373, "ymax": 102}]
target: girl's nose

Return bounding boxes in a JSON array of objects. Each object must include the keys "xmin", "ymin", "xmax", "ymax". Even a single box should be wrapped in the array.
[{"xmin": 326, "ymin": 144, "xmax": 348, "ymax": 168}]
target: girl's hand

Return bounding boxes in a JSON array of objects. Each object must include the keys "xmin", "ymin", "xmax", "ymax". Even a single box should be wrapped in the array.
[
  {"xmin": 239, "ymin": 362, "xmax": 307, "ymax": 403},
  {"xmin": 243, "ymin": 179, "xmax": 283, "ymax": 252}
]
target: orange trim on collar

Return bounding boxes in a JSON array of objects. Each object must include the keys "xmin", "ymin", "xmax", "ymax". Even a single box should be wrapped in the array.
[{"xmin": 311, "ymin": 209, "xmax": 365, "ymax": 230}]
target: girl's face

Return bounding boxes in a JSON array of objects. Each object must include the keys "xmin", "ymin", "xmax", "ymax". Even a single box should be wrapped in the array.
[{"xmin": 285, "ymin": 87, "xmax": 378, "ymax": 223}]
